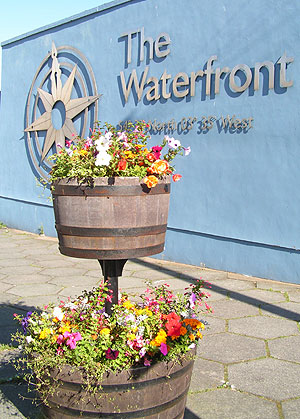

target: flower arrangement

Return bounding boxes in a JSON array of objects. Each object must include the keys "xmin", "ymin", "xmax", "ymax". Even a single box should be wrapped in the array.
[
  {"xmin": 49, "ymin": 120, "xmax": 191, "ymax": 188},
  {"xmin": 13, "ymin": 280, "xmax": 210, "ymax": 404}
]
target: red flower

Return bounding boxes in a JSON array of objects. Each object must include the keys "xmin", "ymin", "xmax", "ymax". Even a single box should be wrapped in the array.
[
  {"xmin": 164, "ymin": 312, "xmax": 182, "ymax": 337},
  {"xmin": 118, "ymin": 159, "xmax": 127, "ymax": 171},
  {"xmin": 105, "ymin": 348, "xmax": 119, "ymax": 360}
]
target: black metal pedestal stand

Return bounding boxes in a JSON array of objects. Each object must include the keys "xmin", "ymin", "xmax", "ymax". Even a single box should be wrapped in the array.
[{"xmin": 98, "ymin": 259, "xmax": 127, "ymax": 314}]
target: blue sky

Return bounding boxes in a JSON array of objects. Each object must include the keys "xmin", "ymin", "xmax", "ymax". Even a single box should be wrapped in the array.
[{"xmin": 0, "ymin": 0, "xmax": 110, "ymax": 87}]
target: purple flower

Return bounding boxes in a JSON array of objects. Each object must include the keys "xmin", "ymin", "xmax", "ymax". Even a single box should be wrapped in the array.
[
  {"xmin": 189, "ymin": 292, "xmax": 197, "ymax": 309},
  {"xmin": 105, "ymin": 348, "xmax": 119, "ymax": 360},
  {"xmin": 144, "ymin": 358, "xmax": 151, "ymax": 366},
  {"xmin": 21, "ymin": 311, "xmax": 32, "ymax": 334}
]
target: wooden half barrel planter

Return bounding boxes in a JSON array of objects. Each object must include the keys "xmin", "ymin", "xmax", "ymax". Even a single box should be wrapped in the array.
[
  {"xmin": 52, "ymin": 177, "xmax": 170, "ymax": 260},
  {"xmin": 42, "ymin": 348, "xmax": 196, "ymax": 419},
  {"xmin": 48, "ymin": 176, "xmax": 195, "ymax": 418}
]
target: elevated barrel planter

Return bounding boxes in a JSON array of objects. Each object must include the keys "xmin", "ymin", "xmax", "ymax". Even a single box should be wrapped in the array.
[
  {"xmin": 47, "ymin": 176, "xmax": 196, "ymax": 419},
  {"xmin": 42, "ymin": 348, "xmax": 196, "ymax": 419},
  {"xmin": 51, "ymin": 176, "xmax": 171, "ymax": 260}
]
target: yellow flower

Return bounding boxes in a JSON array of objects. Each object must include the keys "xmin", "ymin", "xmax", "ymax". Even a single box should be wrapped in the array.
[
  {"xmin": 136, "ymin": 308, "xmax": 152, "ymax": 317},
  {"xmin": 79, "ymin": 149, "xmax": 88, "ymax": 156},
  {"xmin": 196, "ymin": 331, "xmax": 203, "ymax": 339},
  {"xmin": 150, "ymin": 329, "xmax": 167, "ymax": 347},
  {"xmin": 39, "ymin": 328, "xmax": 53, "ymax": 340},
  {"xmin": 189, "ymin": 334, "xmax": 195, "ymax": 341},
  {"xmin": 127, "ymin": 333, "xmax": 136, "ymax": 340},
  {"xmin": 100, "ymin": 328, "xmax": 110, "ymax": 335},
  {"xmin": 124, "ymin": 150, "xmax": 134, "ymax": 159},
  {"xmin": 58, "ymin": 325, "xmax": 71, "ymax": 334},
  {"xmin": 123, "ymin": 300, "xmax": 135, "ymax": 310}
]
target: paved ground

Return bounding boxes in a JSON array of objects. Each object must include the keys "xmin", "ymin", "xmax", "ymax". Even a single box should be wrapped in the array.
[{"xmin": 0, "ymin": 226, "xmax": 300, "ymax": 418}]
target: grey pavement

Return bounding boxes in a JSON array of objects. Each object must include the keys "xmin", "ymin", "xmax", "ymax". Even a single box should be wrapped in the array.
[{"xmin": 0, "ymin": 226, "xmax": 300, "ymax": 418}]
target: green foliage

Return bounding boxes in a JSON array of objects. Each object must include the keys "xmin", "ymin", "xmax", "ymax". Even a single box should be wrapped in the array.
[
  {"xmin": 12, "ymin": 280, "xmax": 210, "ymax": 404},
  {"xmin": 49, "ymin": 120, "xmax": 190, "ymax": 186}
]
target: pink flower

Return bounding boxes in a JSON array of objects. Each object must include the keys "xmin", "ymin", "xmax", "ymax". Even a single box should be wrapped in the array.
[
  {"xmin": 57, "ymin": 347, "xmax": 64, "ymax": 355},
  {"xmin": 183, "ymin": 146, "xmax": 191, "ymax": 156},
  {"xmin": 160, "ymin": 342, "xmax": 168, "ymax": 356},
  {"xmin": 151, "ymin": 146, "xmax": 162, "ymax": 159},
  {"xmin": 56, "ymin": 334, "xmax": 64, "ymax": 345},
  {"xmin": 65, "ymin": 140, "xmax": 72, "ymax": 147},
  {"xmin": 63, "ymin": 331, "xmax": 82, "ymax": 349}
]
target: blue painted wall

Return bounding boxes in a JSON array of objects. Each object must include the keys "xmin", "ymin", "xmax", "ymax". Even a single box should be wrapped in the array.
[{"xmin": 0, "ymin": 0, "xmax": 299, "ymax": 283}]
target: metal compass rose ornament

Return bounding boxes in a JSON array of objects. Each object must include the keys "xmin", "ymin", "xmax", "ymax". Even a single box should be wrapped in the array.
[{"xmin": 25, "ymin": 42, "xmax": 100, "ymax": 181}]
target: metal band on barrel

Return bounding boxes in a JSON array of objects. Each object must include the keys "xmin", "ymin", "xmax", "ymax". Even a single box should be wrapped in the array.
[
  {"xmin": 56, "ymin": 224, "xmax": 167, "ymax": 237},
  {"xmin": 52, "ymin": 183, "xmax": 170, "ymax": 196}
]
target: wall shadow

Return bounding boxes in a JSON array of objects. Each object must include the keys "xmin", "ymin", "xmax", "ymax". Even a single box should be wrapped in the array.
[{"xmin": 131, "ymin": 258, "xmax": 300, "ymax": 321}]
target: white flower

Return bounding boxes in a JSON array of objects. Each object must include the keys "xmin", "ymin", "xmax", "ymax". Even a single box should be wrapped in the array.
[
  {"xmin": 188, "ymin": 343, "xmax": 196, "ymax": 350},
  {"xmin": 138, "ymin": 326, "xmax": 145, "ymax": 335},
  {"xmin": 95, "ymin": 151, "xmax": 111, "ymax": 166},
  {"xmin": 95, "ymin": 132, "xmax": 112, "ymax": 152},
  {"xmin": 184, "ymin": 146, "xmax": 191, "ymax": 156},
  {"xmin": 53, "ymin": 306, "xmax": 64, "ymax": 321},
  {"xmin": 165, "ymin": 135, "xmax": 181, "ymax": 149},
  {"xmin": 139, "ymin": 347, "xmax": 147, "ymax": 357},
  {"xmin": 105, "ymin": 132, "xmax": 113, "ymax": 141},
  {"xmin": 64, "ymin": 302, "xmax": 77, "ymax": 310},
  {"xmin": 66, "ymin": 148, "xmax": 73, "ymax": 156},
  {"xmin": 137, "ymin": 314, "xmax": 147, "ymax": 324},
  {"xmin": 117, "ymin": 132, "xmax": 127, "ymax": 141},
  {"xmin": 126, "ymin": 314, "xmax": 136, "ymax": 322},
  {"xmin": 25, "ymin": 336, "xmax": 34, "ymax": 344}
]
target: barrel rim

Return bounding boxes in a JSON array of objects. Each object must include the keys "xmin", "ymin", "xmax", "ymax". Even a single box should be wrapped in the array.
[
  {"xmin": 51, "ymin": 176, "xmax": 171, "ymax": 196},
  {"xmin": 47, "ymin": 347, "xmax": 196, "ymax": 384}
]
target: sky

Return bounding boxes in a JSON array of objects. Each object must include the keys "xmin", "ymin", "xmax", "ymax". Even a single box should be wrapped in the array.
[{"xmin": 0, "ymin": 0, "xmax": 110, "ymax": 88}]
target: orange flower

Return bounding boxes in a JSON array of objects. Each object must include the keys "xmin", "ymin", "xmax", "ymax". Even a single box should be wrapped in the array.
[
  {"xmin": 148, "ymin": 159, "xmax": 169, "ymax": 175},
  {"xmin": 144, "ymin": 175, "xmax": 158, "ymax": 188},
  {"xmin": 146, "ymin": 152, "xmax": 156, "ymax": 162},
  {"xmin": 180, "ymin": 326, "xmax": 187, "ymax": 335},
  {"xmin": 172, "ymin": 174, "xmax": 182, "ymax": 182},
  {"xmin": 183, "ymin": 319, "xmax": 204, "ymax": 330}
]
